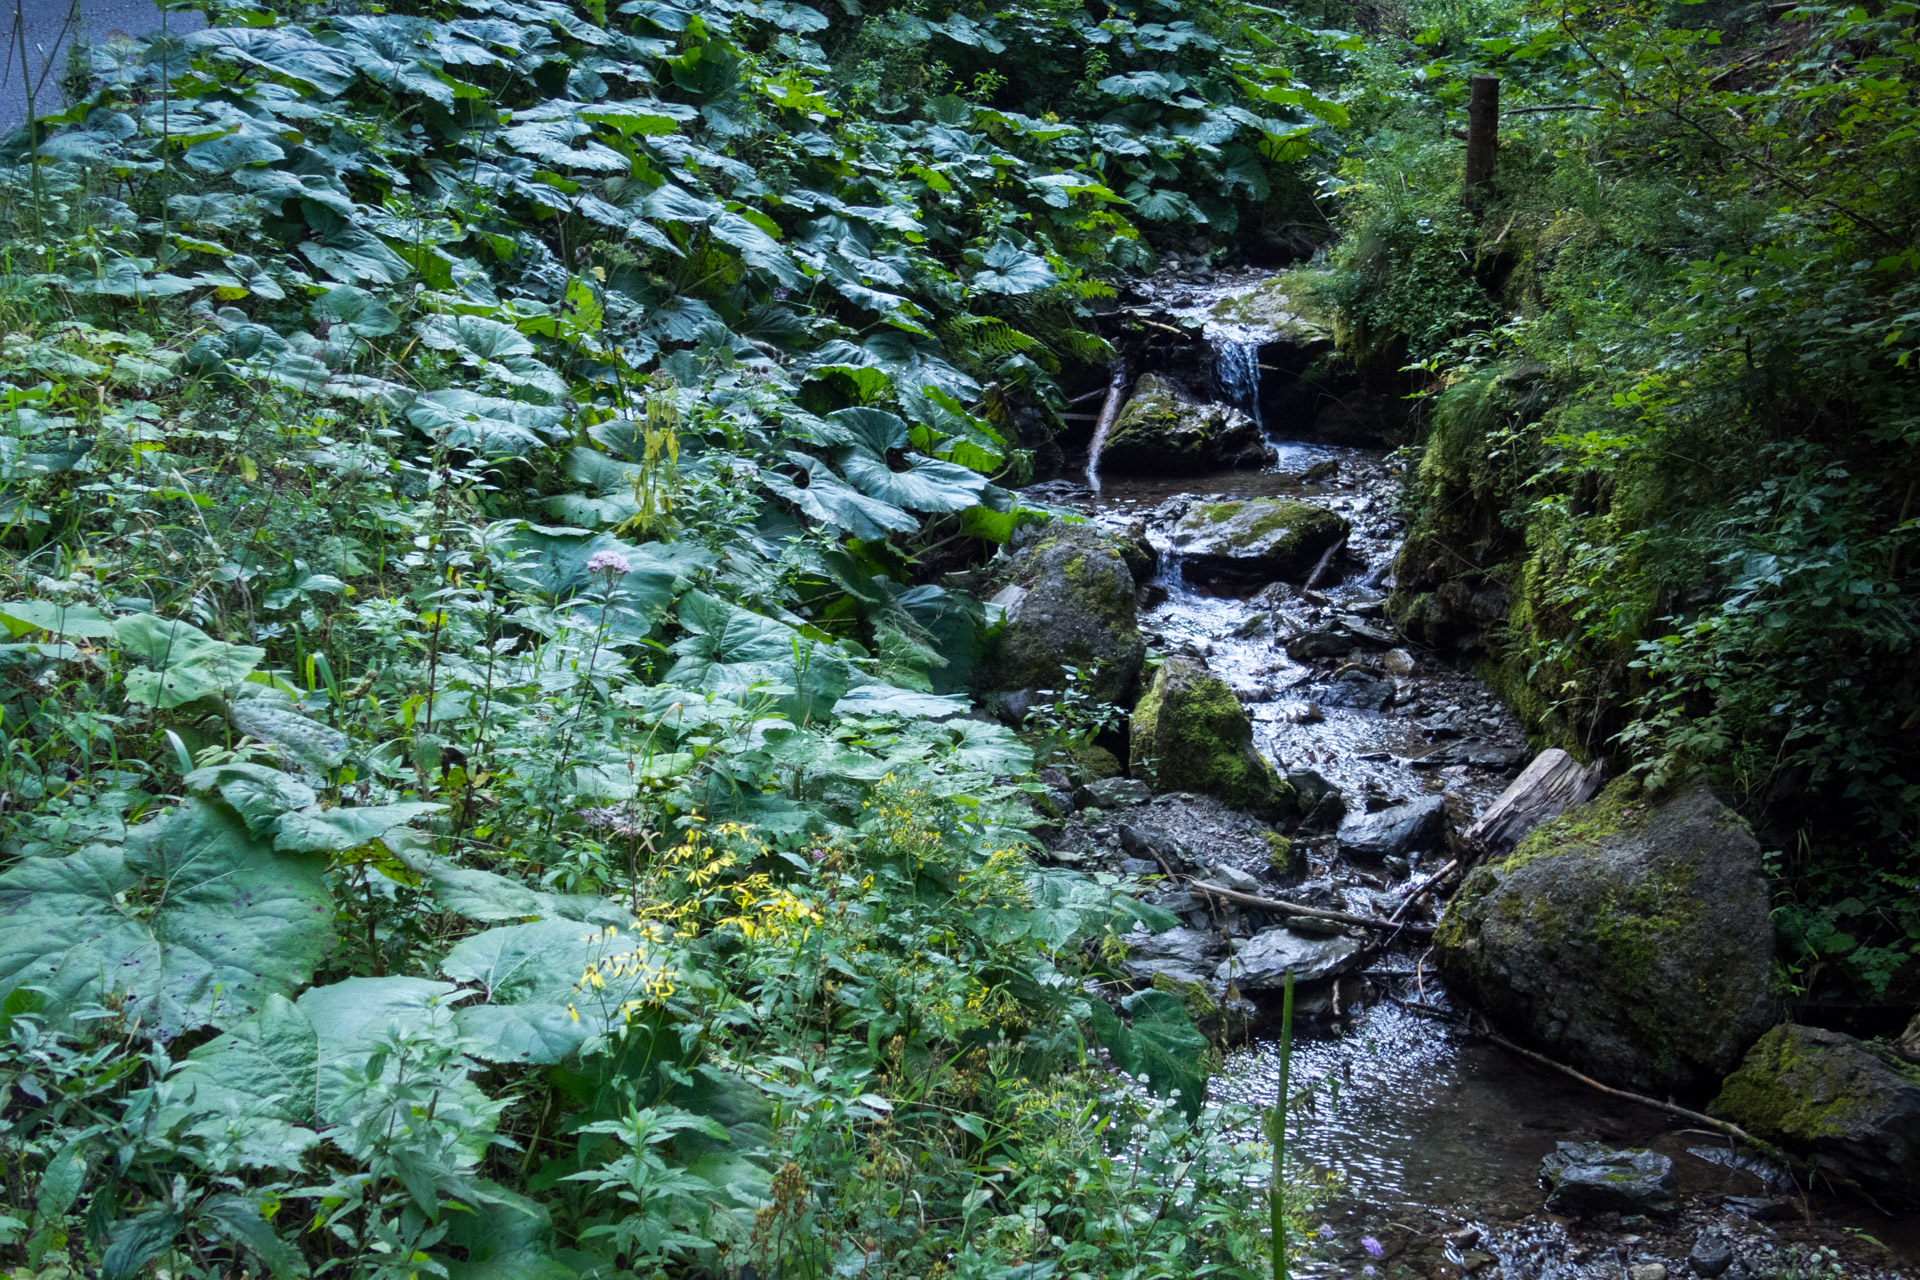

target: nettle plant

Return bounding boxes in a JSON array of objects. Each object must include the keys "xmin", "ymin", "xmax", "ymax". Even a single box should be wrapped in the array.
[{"xmin": 0, "ymin": 0, "xmax": 1344, "ymax": 1273}]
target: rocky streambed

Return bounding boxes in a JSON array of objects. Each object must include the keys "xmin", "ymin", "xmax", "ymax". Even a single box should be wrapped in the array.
[{"xmin": 980, "ymin": 266, "xmax": 1920, "ymax": 1279}]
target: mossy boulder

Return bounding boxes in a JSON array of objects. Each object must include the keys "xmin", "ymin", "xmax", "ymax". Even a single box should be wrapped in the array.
[
  {"xmin": 1168, "ymin": 499, "xmax": 1349, "ymax": 591},
  {"xmin": 1435, "ymin": 781, "xmax": 1774, "ymax": 1096},
  {"xmin": 1101, "ymin": 374, "xmax": 1272, "ymax": 475},
  {"xmin": 976, "ymin": 521, "xmax": 1145, "ymax": 706},
  {"xmin": 1207, "ymin": 271, "xmax": 1334, "ymax": 339},
  {"xmin": 1130, "ymin": 659, "xmax": 1296, "ymax": 819},
  {"xmin": 1711, "ymin": 1023, "xmax": 1920, "ymax": 1206}
]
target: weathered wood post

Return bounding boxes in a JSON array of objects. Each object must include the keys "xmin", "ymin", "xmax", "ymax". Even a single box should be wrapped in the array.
[{"xmin": 1463, "ymin": 74, "xmax": 1501, "ymax": 207}]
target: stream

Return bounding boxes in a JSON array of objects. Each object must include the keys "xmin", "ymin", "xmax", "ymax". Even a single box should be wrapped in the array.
[{"xmin": 1021, "ymin": 271, "xmax": 1919, "ymax": 1280}]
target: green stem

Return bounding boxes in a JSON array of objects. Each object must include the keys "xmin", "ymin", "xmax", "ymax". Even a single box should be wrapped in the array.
[{"xmin": 1271, "ymin": 966, "xmax": 1293, "ymax": 1280}]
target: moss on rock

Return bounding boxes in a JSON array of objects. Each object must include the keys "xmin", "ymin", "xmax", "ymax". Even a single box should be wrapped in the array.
[
  {"xmin": 1130, "ymin": 658, "xmax": 1296, "ymax": 819},
  {"xmin": 1435, "ymin": 784, "xmax": 1774, "ymax": 1096},
  {"xmin": 1101, "ymin": 374, "xmax": 1271, "ymax": 475},
  {"xmin": 1168, "ymin": 499, "xmax": 1348, "ymax": 590},
  {"xmin": 1712, "ymin": 1024, "xmax": 1920, "ymax": 1206},
  {"xmin": 977, "ymin": 520, "xmax": 1145, "ymax": 705}
]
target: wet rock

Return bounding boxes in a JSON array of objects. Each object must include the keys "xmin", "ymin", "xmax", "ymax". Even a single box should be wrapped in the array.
[
  {"xmin": 1540, "ymin": 1142, "xmax": 1677, "ymax": 1216},
  {"xmin": 1689, "ymin": 1233, "xmax": 1735, "ymax": 1278},
  {"xmin": 1169, "ymin": 498, "xmax": 1349, "ymax": 590},
  {"xmin": 1285, "ymin": 628, "xmax": 1358, "ymax": 662},
  {"xmin": 1121, "ymin": 926, "xmax": 1227, "ymax": 989},
  {"xmin": 1075, "ymin": 776, "xmax": 1151, "ymax": 809},
  {"xmin": 1319, "ymin": 668, "xmax": 1394, "ymax": 711},
  {"xmin": 1219, "ymin": 926, "xmax": 1364, "ymax": 990},
  {"xmin": 977, "ymin": 521, "xmax": 1145, "ymax": 705},
  {"xmin": 1338, "ymin": 795, "xmax": 1447, "ymax": 860},
  {"xmin": 1381, "ymin": 647, "xmax": 1416, "ymax": 676},
  {"xmin": 1709, "ymin": 1023, "xmax": 1920, "ymax": 1206},
  {"xmin": 1131, "ymin": 658, "xmax": 1295, "ymax": 818},
  {"xmin": 1120, "ymin": 823, "xmax": 1191, "ymax": 872},
  {"xmin": 1112, "ymin": 519, "xmax": 1159, "ymax": 586},
  {"xmin": 1436, "ymin": 782, "xmax": 1775, "ymax": 1095},
  {"xmin": 1718, "ymin": 1195, "xmax": 1793, "ymax": 1220},
  {"xmin": 1102, "ymin": 373, "xmax": 1273, "ymax": 474},
  {"xmin": 1206, "ymin": 863, "xmax": 1264, "ymax": 895},
  {"xmin": 1630, "ymin": 1265, "xmax": 1669, "ymax": 1280},
  {"xmin": 1289, "ymin": 769, "xmax": 1348, "ymax": 834},
  {"xmin": 1279, "ymin": 700, "xmax": 1324, "ymax": 725}
]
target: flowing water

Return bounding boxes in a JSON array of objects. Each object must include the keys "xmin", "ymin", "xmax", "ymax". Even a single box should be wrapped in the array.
[{"xmin": 1031, "ymin": 271, "xmax": 1919, "ymax": 1280}]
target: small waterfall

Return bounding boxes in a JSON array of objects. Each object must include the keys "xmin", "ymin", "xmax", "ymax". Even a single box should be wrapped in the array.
[{"xmin": 1212, "ymin": 338, "xmax": 1264, "ymax": 431}]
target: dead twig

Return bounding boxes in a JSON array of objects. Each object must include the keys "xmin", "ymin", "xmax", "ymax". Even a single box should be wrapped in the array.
[
  {"xmin": 1480, "ymin": 1026, "xmax": 1758, "ymax": 1145},
  {"xmin": 1189, "ymin": 879, "xmax": 1435, "ymax": 935}
]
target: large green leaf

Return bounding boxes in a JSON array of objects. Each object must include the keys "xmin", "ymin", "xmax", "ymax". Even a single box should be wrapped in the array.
[
  {"xmin": 312, "ymin": 285, "xmax": 399, "ymax": 339},
  {"xmin": 166, "ymin": 994, "xmax": 323, "ymax": 1171},
  {"xmin": 667, "ymin": 590, "xmax": 849, "ymax": 724},
  {"xmin": 1088, "ymin": 989, "xmax": 1208, "ymax": 1117},
  {"xmin": 0, "ymin": 599, "xmax": 117, "ymax": 639},
  {"xmin": 444, "ymin": 918, "xmax": 661, "ymax": 1064},
  {"xmin": 0, "ymin": 799, "xmax": 334, "ymax": 1037},
  {"xmin": 114, "ymin": 615, "xmax": 264, "ymax": 709},
  {"xmin": 762, "ymin": 452, "xmax": 918, "ymax": 541},
  {"xmin": 836, "ymin": 447, "xmax": 990, "ymax": 513},
  {"xmin": 407, "ymin": 390, "xmax": 565, "ymax": 457},
  {"xmin": 969, "ymin": 240, "xmax": 1057, "ymax": 295},
  {"xmin": 418, "ymin": 315, "xmax": 565, "ymax": 398}
]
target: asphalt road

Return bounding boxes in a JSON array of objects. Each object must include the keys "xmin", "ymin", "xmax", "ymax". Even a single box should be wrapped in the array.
[{"xmin": 0, "ymin": 0, "xmax": 203, "ymax": 131}]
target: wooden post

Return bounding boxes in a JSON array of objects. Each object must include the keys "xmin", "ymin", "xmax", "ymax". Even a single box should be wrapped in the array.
[{"xmin": 1463, "ymin": 74, "xmax": 1501, "ymax": 207}]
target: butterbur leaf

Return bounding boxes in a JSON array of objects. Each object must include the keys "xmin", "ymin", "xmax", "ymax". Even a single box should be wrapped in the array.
[
  {"xmin": 444, "ymin": 918, "xmax": 655, "ymax": 1063},
  {"xmin": 836, "ymin": 448, "xmax": 990, "ymax": 513},
  {"xmin": 0, "ymin": 800, "xmax": 335, "ymax": 1037},
  {"xmin": 183, "ymin": 131, "xmax": 284, "ymax": 173},
  {"xmin": 115, "ymin": 614, "xmax": 264, "ymax": 708},
  {"xmin": 166, "ymin": 995, "xmax": 322, "ymax": 1171},
  {"xmin": 300, "ymin": 228, "xmax": 411, "ymax": 285},
  {"xmin": 762, "ymin": 453, "xmax": 917, "ymax": 542},
  {"xmin": 312, "ymin": 285, "xmax": 398, "ymax": 338},
  {"xmin": 0, "ymin": 599, "xmax": 116, "ymax": 639},
  {"xmin": 1090, "ymin": 989, "xmax": 1207, "ymax": 1117},
  {"xmin": 270, "ymin": 800, "xmax": 445, "ymax": 854},
  {"xmin": 407, "ymin": 390, "xmax": 565, "ymax": 457},
  {"xmin": 969, "ymin": 240, "xmax": 1057, "ymax": 296},
  {"xmin": 186, "ymin": 762, "xmax": 318, "ymax": 835}
]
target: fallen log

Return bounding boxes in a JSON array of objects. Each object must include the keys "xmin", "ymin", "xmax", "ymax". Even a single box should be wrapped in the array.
[
  {"xmin": 1461, "ymin": 748, "xmax": 1604, "ymax": 856},
  {"xmin": 1189, "ymin": 880, "xmax": 1435, "ymax": 935}
]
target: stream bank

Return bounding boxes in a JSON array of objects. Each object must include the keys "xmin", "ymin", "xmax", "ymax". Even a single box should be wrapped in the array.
[{"xmin": 1012, "ymin": 269, "xmax": 1920, "ymax": 1280}]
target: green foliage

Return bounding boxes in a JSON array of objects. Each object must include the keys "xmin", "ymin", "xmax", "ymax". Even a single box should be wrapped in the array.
[
  {"xmin": 0, "ymin": 0, "xmax": 1337, "ymax": 1273},
  {"xmin": 1328, "ymin": 0, "xmax": 1920, "ymax": 996}
]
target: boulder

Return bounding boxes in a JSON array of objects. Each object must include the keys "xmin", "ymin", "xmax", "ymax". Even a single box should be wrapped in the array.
[
  {"xmin": 1338, "ymin": 796, "xmax": 1448, "ymax": 860},
  {"xmin": 1318, "ymin": 669, "xmax": 1394, "ymax": 711},
  {"xmin": 1219, "ymin": 925, "xmax": 1364, "ymax": 990},
  {"xmin": 1710, "ymin": 1023, "xmax": 1920, "ymax": 1206},
  {"xmin": 1689, "ymin": 1233, "xmax": 1735, "ymax": 1278},
  {"xmin": 1435, "ymin": 782, "xmax": 1775, "ymax": 1096},
  {"xmin": 976, "ymin": 521, "xmax": 1145, "ymax": 705},
  {"xmin": 1539, "ymin": 1143, "xmax": 1677, "ymax": 1216},
  {"xmin": 1121, "ymin": 926, "xmax": 1227, "ymax": 990},
  {"xmin": 1075, "ymin": 776, "xmax": 1150, "ymax": 809},
  {"xmin": 1130, "ymin": 659, "xmax": 1295, "ymax": 818},
  {"xmin": 1168, "ymin": 499, "xmax": 1349, "ymax": 591},
  {"xmin": 1288, "ymin": 769, "xmax": 1348, "ymax": 834},
  {"xmin": 1100, "ymin": 373, "xmax": 1272, "ymax": 475}
]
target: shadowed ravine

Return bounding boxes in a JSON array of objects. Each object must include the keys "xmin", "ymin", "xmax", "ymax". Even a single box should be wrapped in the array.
[{"xmin": 1028, "ymin": 272, "xmax": 1920, "ymax": 1280}]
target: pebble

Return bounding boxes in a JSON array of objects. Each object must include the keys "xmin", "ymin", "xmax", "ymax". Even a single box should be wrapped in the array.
[{"xmin": 1630, "ymin": 1265, "xmax": 1668, "ymax": 1280}]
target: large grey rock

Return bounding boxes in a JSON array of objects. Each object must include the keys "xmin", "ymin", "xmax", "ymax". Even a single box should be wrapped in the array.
[
  {"xmin": 1122, "ymin": 926, "xmax": 1227, "ymax": 990},
  {"xmin": 1338, "ymin": 796, "xmax": 1447, "ymax": 860},
  {"xmin": 1318, "ymin": 669, "xmax": 1395, "ymax": 711},
  {"xmin": 1168, "ymin": 499, "xmax": 1349, "ymax": 590},
  {"xmin": 1218, "ymin": 926, "xmax": 1363, "ymax": 990},
  {"xmin": 1130, "ymin": 659, "xmax": 1294, "ymax": 817},
  {"xmin": 1540, "ymin": 1143, "xmax": 1677, "ymax": 1216},
  {"xmin": 1101, "ymin": 373, "xmax": 1272, "ymax": 475},
  {"xmin": 1689, "ymin": 1233, "xmax": 1735, "ymax": 1278},
  {"xmin": 1710, "ymin": 1023, "xmax": 1920, "ymax": 1207},
  {"xmin": 977, "ymin": 521, "xmax": 1145, "ymax": 705},
  {"xmin": 1437, "ymin": 783, "xmax": 1774, "ymax": 1096},
  {"xmin": 1076, "ymin": 776, "xmax": 1150, "ymax": 809}
]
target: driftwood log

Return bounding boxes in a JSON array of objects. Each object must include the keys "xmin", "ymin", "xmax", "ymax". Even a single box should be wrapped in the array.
[{"xmin": 1461, "ymin": 747, "xmax": 1604, "ymax": 856}]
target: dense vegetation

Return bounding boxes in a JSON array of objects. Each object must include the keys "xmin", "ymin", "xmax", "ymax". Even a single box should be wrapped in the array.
[
  {"xmin": 0, "ymin": 0, "xmax": 1352, "ymax": 1275},
  {"xmin": 1321, "ymin": 0, "xmax": 1920, "ymax": 1005},
  {"xmin": 3, "ymin": 0, "xmax": 1916, "ymax": 1270}
]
